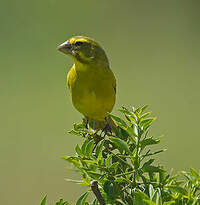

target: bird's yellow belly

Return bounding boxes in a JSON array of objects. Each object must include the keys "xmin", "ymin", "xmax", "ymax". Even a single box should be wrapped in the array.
[
  {"xmin": 71, "ymin": 84, "xmax": 115, "ymax": 121},
  {"xmin": 67, "ymin": 65, "xmax": 116, "ymax": 121}
]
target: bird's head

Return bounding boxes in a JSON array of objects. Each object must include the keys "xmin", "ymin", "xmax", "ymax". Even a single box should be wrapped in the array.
[{"xmin": 57, "ymin": 36, "xmax": 109, "ymax": 67}]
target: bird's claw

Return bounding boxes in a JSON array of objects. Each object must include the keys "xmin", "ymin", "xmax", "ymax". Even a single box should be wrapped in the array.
[{"xmin": 101, "ymin": 121, "xmax": 112, "ymax": 137}]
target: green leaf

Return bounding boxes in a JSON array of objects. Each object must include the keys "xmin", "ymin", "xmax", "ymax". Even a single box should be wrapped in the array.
[
  {"xmin": 141, "ymin": 105, "xmax": 149, "ymax": 113},
  {"xmin": 149, "ymin": 184, "xmax": 154, "ymax": 200},
  {"xmin": 140, "ymin": 112, "xmax": 152, "ymax": 119},
  {"xmin": 61, "ymin": 156, "xmax": 80, "ymax": 167},
  {"xmin": 75, "ymin": 192, "xmax": 89, "ymax": 205},
  {"xmin": 111, "ymin": 125, "xmax": 121, "ymax": 138},
  {"xmin": 85, "ymin": 140, "xmax": 94, "ymax": 157},
  {"xmin": 95, "ymin": 140, "xmax": 104, "ymax": 158},
  {"xmin": 74, "ymin": 122, "xmax": 85, "ymax": 130},
  {"xmin": 141, "ymin": 138, "xmax": 160, "ymax": 149},
  {"xmin": 68, "ymin": 129, "xmax": 83, "ymax": 137},
  {"xmin": 83, "ymin": 160, "xmax": 97, "ymax": 165},
  {"xmin": 140, "ymin": 117, "xmax": 156, "ymax": 131},
  {"xmin": 110, "ymin": 137, "xmax": 131, "ymax": 154},
  {"xmin": 141, "ymin": 118, "xmax": 155, "ymax": 126},
  {"xmin": 103, "ymin": 181, "xmax": 115, "ymax": 200},
  {"xmin": 81, "ymin": 139, "xmax": 89, "ymax": 155},
  {"xmin": 80, "ymin": 178, "xmax": 91, "ymax": 186},
  {"xmin": 129, "ymin": 111, "xmax": 138, "ymax": 122},
  {"xmin": 65, "ymin": 178, "xmax": 83, "ymax": 183},
  {"xmin": 115, "ymin": 199, "xmax": 130, "ymax": 205},
  {"xmin": 190, "ymin": 168, "xmax": 200, "ymax": 180},
  {"xmin": 105, "ymin": 154, "xmax": 113, "ymax": 168},
  {"xmin": 133, "ymin": 156, "xmax": 140, "ymax": 169},
  {"xmin": 142, "ymin": 161, "xmax": 163, "ymax": 173},
  {"xmin": 109, "ymin": 162, "xmax": 119, "ymax": 173},
  {"xmin": 75, "ymin": 144, "xmax": 82, "ymax": 156},
  {"xmin": 167, "ymin": 185, "xmax": 188, "ymax": 196},
  {"xmin": 134, "ymin": 106, "xmax": 142, "ymax": 115},
  {"xmin": 135, "ymin": 191, "xmax": 150, "ymax": 199},
  {"xmin": 87, "ymin": 171, "xmax": 102, "ymax": 179},
  {"xmin": 146, "ymin": 165, "xmax": 163, "ymax": 173},
  {"xmin": 142, "ymin": 149, "xmax": 166, "ymax": 159},
  {"xmin": 96, "ymin": 141, "xmax": 105, "ymax": 165},
  {"xmin": 143, "ymin": 200, "xmax": 156, "ymax": 205},
  {"xmin": 109, "ymin": 113, "xmax": 127, "ymax": 128},
  {"xmin": 133, "ymin": 125, "xmax": 138, "ymax": 136},
  {"xmin": 55, "ymin": 199, "xmax": 69, "ymax": 205},
  {"xmin": 135, "ymin": 191, "xmax": 150, "ymax": 204},
  {"xmin": 114, "ymin": 177, "xmax": 128, "ymax": 183},
  {"xmin": 182, "ymin": 171, "xmax": 196, "ymax": 183},
  {"xmin": 119, "ymin": 128, "xmax": 129, "ymax": 141},
  {"xmin": 118, "ymin": 107, "xmax": 133, "ymax": 116},
  {"xmin": 143, "ymin": 159, "xmax": 155, "ymax": 167},
  {"xmin": 158, "ymin": 167, "xmax": 167, "ymax": 184},
  {"xmin": 163, "ymin": 201, "xmax": 175, "ymax": 205},
  {"xmin": 92, "ymin": 199, "xmax": 99, "ymax": 205},
  {"xmin": 126, "ymin": 126, "xmax": 138, "ymax": 139},
  {"xmin": 40, "ymin": 195, "xmax": 47, "ymax": 205},
  {"xmin": 152, "ymin": 188, "xmax": 161, "ymax": 205}
]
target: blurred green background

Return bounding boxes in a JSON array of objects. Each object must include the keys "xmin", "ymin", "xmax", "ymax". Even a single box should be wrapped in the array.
[{"xmin": 1, "ymin": 0, "xmax": 200, "ymax": 204}]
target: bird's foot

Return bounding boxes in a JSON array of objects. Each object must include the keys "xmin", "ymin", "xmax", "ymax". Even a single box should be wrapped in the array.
[
  {"xmin": 101, "ymin": 119, "xmax": 112, "ymax": 137},
  {"xmin": 84, "ymin": 118, "xmax": 89, "ymax": 130},
  {"xmin": 83, "ymin": 118, "xmax": 90, "ymax": 137}
]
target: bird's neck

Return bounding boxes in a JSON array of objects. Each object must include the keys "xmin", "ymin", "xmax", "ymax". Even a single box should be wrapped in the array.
[
  {"xmin": 73, "ymin": 61, "xmax": 88, "ymax": 72},
  {"xmin": 73, "ymin": 59, "xmax": 110, "ymax": 73}
]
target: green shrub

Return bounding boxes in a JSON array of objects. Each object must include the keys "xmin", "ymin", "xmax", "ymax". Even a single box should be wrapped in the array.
[{"xmin": 41, "ymin": 105, "xmax": 200, "ymax": 205}]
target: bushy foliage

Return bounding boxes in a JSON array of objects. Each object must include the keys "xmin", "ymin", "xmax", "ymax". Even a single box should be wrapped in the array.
[{"xmin": 41, "ymin": 106, "xmax": 200, "ymax": 205}]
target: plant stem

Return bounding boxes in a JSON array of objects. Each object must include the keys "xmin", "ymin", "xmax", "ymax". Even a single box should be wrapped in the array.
[{"xmin": 90, "ymin": 180, "xmax": 105, "ymax": 205}]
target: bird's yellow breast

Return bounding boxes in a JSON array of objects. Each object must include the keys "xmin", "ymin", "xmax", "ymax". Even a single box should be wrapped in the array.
[{"xmin": 67, "ymin": 63, "xmax": 116, "ymax": 121}]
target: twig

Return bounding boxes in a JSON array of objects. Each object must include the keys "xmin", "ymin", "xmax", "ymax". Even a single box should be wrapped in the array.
[{"xmin": 90, "ymin": 180, "xmax": 105, "ymax": 205}]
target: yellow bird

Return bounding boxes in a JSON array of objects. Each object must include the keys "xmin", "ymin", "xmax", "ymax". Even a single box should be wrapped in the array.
[{"xmin": 57, "ymin": 36, "xmax": 116, "ymax": 131}]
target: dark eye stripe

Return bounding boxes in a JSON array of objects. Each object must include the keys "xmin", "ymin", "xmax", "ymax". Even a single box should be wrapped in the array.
[{"xmin": 75, "ymin": 41, "xmax": 83, "ymax": 46}]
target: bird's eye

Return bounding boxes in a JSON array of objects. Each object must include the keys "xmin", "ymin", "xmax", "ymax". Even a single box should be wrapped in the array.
[{"xmin": 75, "ymin": 41, "xmax": 83, "ymax": 46}]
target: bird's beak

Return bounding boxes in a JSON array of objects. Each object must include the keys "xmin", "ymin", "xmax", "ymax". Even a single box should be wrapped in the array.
[{"xmin": 57, "ymin": 40, "xmax": 72, "ymax": 55}]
